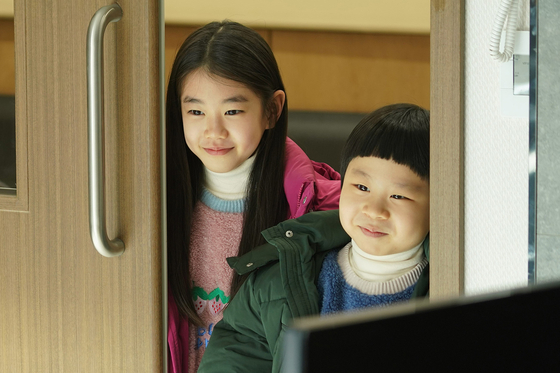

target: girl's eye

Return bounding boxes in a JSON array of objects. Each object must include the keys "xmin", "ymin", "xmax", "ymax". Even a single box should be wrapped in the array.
[
  {"xmin": 356, "ymin": 184, "xmax": 369, "ymax": 192},
  {"xmin": 188, "ymin": 110, "xmax": 203, "ymax": 116},
  {"xmin": 391, "ymin": 195, "xmax": 408, "ymax": 200},
  {"xmin": 225, "ymin": 110, "xmax": 242, "ymax": 115}
]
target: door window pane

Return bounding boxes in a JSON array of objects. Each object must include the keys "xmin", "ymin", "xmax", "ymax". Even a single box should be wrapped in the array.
[{"xmin": 0, "ymin": 18, "xmax": 16, "ymax": 194}]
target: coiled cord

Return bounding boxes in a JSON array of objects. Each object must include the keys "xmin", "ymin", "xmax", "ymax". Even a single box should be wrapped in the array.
[{"xmin": 489, "ymin": 0, "xmax": 520, "ymax": 62}]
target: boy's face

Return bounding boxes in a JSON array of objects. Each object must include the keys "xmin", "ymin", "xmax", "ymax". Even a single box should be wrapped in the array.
[{"xmin": 339, "ymin": 156, "xmax": 429, "ymax": 256}]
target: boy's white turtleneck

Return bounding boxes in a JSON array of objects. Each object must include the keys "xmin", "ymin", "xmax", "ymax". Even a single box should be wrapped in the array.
[
  {"xmin": 203, "ymin": 155, "xmax": 255, "ymax": 200},
  {"xmin": 348, "ymin": 239, "xmax": 425, "ymax": 282}
]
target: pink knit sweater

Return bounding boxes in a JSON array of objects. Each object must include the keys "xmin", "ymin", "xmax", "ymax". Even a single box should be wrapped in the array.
[{"xmin": 187, "ymin": 193, "xmax": 244, "ymax": 372}]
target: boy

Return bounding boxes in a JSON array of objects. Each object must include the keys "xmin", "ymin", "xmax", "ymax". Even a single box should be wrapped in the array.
[{"xmin": 198, "ymin": 103, "xmax": 430, "ymax": 373}]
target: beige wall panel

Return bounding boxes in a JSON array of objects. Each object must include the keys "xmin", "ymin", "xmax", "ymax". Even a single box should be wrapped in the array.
[
  {"xmin": 0, "ymin": 0, "xmax": 13, "ymax": 17},
  {"xmin": 272, "ymin": 30, "xmax": 430, "ymax": 113},
  {"xmin": 164, "ymin": 0, "xmax": 430, "ymax": 34}
]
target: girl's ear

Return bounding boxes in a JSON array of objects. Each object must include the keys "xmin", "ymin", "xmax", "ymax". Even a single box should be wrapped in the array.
[{"xmin": 267, "ymin": 90, "xmax": 286, "ymax": 129}]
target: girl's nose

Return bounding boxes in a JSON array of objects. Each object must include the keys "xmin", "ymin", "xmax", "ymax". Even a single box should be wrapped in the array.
[{"xmin": 204, "ymin": 116, "xmax": 227, "ymax": 139}]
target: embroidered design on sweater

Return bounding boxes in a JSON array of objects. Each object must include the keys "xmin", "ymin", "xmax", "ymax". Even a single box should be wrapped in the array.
[
  {"xmin": 192, "ymin": 284, "xmax": 231, "ymax": 351},
  {"xmin": 195, "ymin": 322, "xmax": 215, "ymax": 350},
  {"xmin": 192, "ymin": 286, "xmax": 230, "ymax": 315},
  {"xmin": 192, "ymin": 286, "xmax": 231, "ymax": 351}
]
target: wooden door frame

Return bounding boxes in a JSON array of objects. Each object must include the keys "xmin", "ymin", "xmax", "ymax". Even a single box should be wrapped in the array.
[
  {"xmin": 429, "ymin": 0, "xmax": 465, "ymax": 298},
  {"xmin": 1, "ymin": 0, "xmax": 164, "ymax": 371}
]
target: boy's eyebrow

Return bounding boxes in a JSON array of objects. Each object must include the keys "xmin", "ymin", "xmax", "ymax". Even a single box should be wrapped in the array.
[
  {"xmin": 350, "ymin": 168, "xmax": 372, "ymax": 180},
  {"xmin": 350, "ymin": 168, "xmax": 426, "ymax": 191},
  {"xmin": 393, "ymin": 182, "xmax": 424, "ymax": 191},
  {"xmin": 182, "ymin": 95, "xmax": 249, "ymax": 104}
]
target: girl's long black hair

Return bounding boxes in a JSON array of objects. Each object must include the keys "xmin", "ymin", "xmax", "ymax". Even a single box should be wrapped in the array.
[{"xmin": 167, "ymin": 21, "xmax": 289, "ymax": 326}]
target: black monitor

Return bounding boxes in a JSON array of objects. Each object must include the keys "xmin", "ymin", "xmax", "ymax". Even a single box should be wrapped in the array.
[{"xmin": 283, "ymin": 281, "xmax": 560, "ymax": 372}]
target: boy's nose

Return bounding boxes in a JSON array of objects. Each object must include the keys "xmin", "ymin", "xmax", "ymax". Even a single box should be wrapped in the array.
[
  {"xmin": 204, "ymin": 116, "xmax": 227, "ymax": 139},
  {"xmin": 362, "ymin": 199, "xmax": 389, "ymax": 219}
]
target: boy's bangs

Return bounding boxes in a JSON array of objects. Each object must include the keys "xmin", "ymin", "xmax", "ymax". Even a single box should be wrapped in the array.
[
  {"xmin": 341, "ymin": 104, "xmax": 429, "ymax": 181},
  {"xmin": 360, "ymin": 122, "xmax": 429, "ymax": 180}
]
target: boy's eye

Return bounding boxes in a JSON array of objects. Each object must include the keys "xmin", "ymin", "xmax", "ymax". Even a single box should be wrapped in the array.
[
  {"xmin": 356, "ymin": 184, "xmax": 369, "ymax": 192},
  {"xmin": 188, "ymin": 110, "xmax": 203, "ymax": 116},
  {"xmin": 225, "ymin": 110, "xmax": 242, "ymax": 115},
  {"xmin": 391, "ymin": 195, "xmax": 409, "ymax": 200}
]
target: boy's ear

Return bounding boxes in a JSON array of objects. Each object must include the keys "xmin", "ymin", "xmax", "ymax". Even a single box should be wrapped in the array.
[{"xmin": 267, "ymin": 90, "xmax": 286, "ymax": 129}]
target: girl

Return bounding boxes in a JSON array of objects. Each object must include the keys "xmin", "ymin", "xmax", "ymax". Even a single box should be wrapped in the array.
[{"xmin": 166, "ymin": 20, "xmax": 341, "ymax": 373}]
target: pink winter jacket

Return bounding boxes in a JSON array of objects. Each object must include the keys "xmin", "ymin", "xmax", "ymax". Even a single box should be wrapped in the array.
[{"xmin": 167, "ymin": 138, "xmax": 341, "ymax": 373}]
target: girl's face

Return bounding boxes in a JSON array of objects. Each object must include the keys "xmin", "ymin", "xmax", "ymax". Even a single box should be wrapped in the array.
[{"xmin": 180, "ymin": 69, "xmax": 282, "ymax": 173}]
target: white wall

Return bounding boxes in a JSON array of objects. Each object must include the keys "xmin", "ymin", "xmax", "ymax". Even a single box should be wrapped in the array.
[{"xmin": 464, "ymin": 0, "xmax": 530, "ymax": 295}]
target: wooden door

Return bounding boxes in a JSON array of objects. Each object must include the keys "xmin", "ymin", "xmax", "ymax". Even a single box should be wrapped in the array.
[{"xmin": 0, "ymin": 0, "xmax": 164, "ymax": 371}]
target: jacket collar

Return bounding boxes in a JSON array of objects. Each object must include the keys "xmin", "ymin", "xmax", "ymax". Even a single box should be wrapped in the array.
[{"xmin": 228, "ymin": 210, "xmax": 349, "ymax": 275}]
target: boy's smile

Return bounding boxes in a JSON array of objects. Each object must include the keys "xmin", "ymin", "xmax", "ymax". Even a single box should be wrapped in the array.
[
  {"xmin": 339, "ymin": 156, "xmax": 430, "ymax": 256},
  {"xmin": 360, "ymin": 226, "xmax": 388, "ymax": 238}
]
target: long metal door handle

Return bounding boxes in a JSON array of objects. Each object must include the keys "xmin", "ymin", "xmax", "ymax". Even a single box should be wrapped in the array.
[{"xmin": 87, "ymin": 4, "xmax": 124, "ymax": 257}]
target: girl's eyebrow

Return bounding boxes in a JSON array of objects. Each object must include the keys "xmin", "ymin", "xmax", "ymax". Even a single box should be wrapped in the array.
[
  {"xmin": 223, "ymin": 95, "xmax": 248, "ymax": 103},
  {"xmin": 182, "ymin": 95, "xmax": 249, "ymax": 104},
  {"xmin": 183, "ymin": 96, "xmax": 200, "ymax": 103}
]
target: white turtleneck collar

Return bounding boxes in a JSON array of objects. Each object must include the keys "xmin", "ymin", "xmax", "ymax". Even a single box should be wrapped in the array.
[
  {"xmin": 348, "ymin": 238, "xmax": 425, "ymax": 282},
  {"xmin": 203, "ymin": 155, "xmax": 255, "ymax": 200}
]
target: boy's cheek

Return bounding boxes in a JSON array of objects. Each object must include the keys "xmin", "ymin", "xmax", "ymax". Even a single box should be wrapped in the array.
[{"xmin": 338, "ymin": 206, "xmax": 354, "ymax": 239}]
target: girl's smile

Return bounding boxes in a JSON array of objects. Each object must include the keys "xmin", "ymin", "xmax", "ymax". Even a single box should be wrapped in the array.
[{"xmin": 204, "ymin": 147, "xmax": 234, "ymax": 156}]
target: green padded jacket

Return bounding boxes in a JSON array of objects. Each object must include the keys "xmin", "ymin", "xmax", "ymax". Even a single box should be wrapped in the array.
[{"xmin": 198, "ymin": 209, "xmax": 430, "ymax": 373}]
